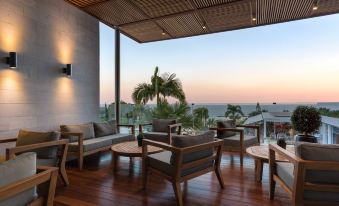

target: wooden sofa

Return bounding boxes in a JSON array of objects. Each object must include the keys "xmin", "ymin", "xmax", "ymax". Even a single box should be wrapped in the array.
[{"xmin": 61, "ymin": 121, "xmax": 135, "ymax": 170}]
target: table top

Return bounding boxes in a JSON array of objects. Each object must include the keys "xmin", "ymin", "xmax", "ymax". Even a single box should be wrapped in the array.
[
  {"xmin": 246, "ymin": 145, "xmax": 295, "ymax": 162},
  {"xmin": 111, "ymin": 141, "xmax": 163, "ymax": 157}
]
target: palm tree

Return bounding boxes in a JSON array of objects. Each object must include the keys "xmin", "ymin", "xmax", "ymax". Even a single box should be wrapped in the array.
[
  {"xmin": 193, "ymin": 107, "xmax": 209, "ymax": 127},
  {"xmin": 225, "ymin": 104, "xmax": 244, "ymax": 121},
  {"xmin": 132, "ymin": 67, "xmax": 185, "ymax": 105}
]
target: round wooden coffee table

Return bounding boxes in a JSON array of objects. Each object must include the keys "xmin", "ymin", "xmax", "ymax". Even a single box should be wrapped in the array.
[
  {"xmin": 246, "ymin": 145, "xmax": 294, "ymax": 182},
  {"xmin": 111, "ymin": 141, "xmax": 163, "ymax": 172}
]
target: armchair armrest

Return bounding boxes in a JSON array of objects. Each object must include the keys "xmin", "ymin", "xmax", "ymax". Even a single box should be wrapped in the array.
[
  {"xmin": 269, "ymin": 144, "xmax": 303, "ymax": 164},
  {"xmin": 138, "ymin": 123, "xmax": 152, "ymax": 134},
  {"xmin": 61, "ymin": 132, "xmax": 83, "ymax": 155},
  {"xmin": 6, "ymin": 139, "xmax": 69, "ymax": 160},
  {"xmin": 0, "ymin": 137, "xmax": 17, "ymax": 144},
  {"xmin": 142, "ymin": 139, "xmax": 181, "ymax": 154},
  {"xmin": 209, "ymin": 127, "xmax": 244, "ymax": 133},
  {"xmin": 117, "ymin": 124, "xmax": 135, "ymax": 135},
  {"xmin": 0, "ymin": 166, "xmax": 58, "ymax": 203},
  {"xmin": 168, "ymin": 123, "xmax": 182, "ymax": 135}
]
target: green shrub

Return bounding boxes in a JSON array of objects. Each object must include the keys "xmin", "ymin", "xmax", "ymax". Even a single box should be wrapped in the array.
[{"xmin": 291, "ymin": 106, "xmax": 321, "ymax": 134}]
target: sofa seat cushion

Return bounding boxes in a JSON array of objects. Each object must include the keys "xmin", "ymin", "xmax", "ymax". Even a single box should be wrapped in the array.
[
  {"xmin": 152, "ymin": 119, "xmax": 176, "ymax": 133},
  {"xmin": 144, "ymin": 132, "xmax": 168, "ymax": 143},
  {"xmin": 223, "ymin": 134, "xmax": 258, "ymax": 148},
  {"xmin": 148, "ymin": 151, "xmax": 212, "ymax": 177},
  {"xmin": 276, "ymin": 162, "xmax": 339, "ymax": 202},
  {"xmin": 93, "ymin": 121, "xmax": 117, "ymax": 137},
  {"xmin": 16, "ymin": 130, "xmax": 60, "ymax": 159},
  {"xmin": 97, "ymin": 133, "xmax": 135, "ymax": 144},
  {"xmin": 0, "ymin": 152, "xmax": 37, "ymax": 206},
  {"xmin": 68, "ymin": 138, "xmax": 112, "ymax": 152},
  {"xmin": 61, "ymin": 123, "xmax": 95, "ymax": 142}
]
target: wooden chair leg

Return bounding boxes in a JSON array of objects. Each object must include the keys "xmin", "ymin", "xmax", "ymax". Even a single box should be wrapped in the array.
[
  {"xmin": 47, "ymin": 170, "xmax": 58, "ymax": 206},
  {"xmin": 142, "ymin": 166, "xmax": 148, "ymax": 189},
  {"xmin": 269, "ymin": 178, "xmax": 276, "ymax": 200},
  {"xmin": 59, "ymin": 167, "xmax": 69, "ymax": 186},
  {"xmin": 172, "ymin": 182, "xmax": 183, "ymax": 206},
  {"xmin": 78, "ymin": 155, "xmax": 83, "ymax": 171},
  {"xmin": 215, "ymin": 167, "xmax": 225, "ymax": 189}
]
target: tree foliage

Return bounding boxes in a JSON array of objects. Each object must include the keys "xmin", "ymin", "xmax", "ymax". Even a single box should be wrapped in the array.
[
  {"xmin": 225, "ymin": 104, "xmax": 244, "ymax": 120},
  {"xmin": 291, "ymin": 106, "xmax": 321, "ymax": 134}
]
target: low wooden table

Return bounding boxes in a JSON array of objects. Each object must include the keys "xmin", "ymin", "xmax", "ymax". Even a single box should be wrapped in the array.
[
  {"xmin": 111, "ymin": 141, "xmax": 163, "ymax": 172},
  {"xmin": 246, "ymin": 145, "xmax": 294, "ymax": 182}
]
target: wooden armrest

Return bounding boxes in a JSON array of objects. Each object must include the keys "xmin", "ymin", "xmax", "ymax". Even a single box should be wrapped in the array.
[
  {"xmin": 168, "ymin": 123, "xmax": 182, "ymax": 129},
  {"xmin": 118, "ymin": 124, "xmax": 134, "ymax": 128},
  {"xmin": 0, "ymin": 137, "xmax": 17, "ymax": 143},
  {"xmin": 142, "ymin": 139, "xmax": 180, "ymax": 153},
  {"xmin": 139, "ymin": 123, "xmax": 152, "ymax": 127},
  {"xmin": 182, "ymin": 139, "xmax": 224, "ymax": 154},
  {"xmin": 6, "ymin": 139, "xmax": 69, "ymax": 160},
  {"xmin": 61, "ymin": 132, "xmax": 83, "ymax": 138},
  {"xmin": 0, "ymin": 166, "xmax": 58, "ymax": 201},
  {"xmin": 236, "ymin": 125, "xmax": 259, "ymax": 130},
  {"xmin": 209, "ymin": 127, "xmax": 244, "ymax": 133},
  {"xmin": 269, "ymin": 144, "xmax": 303, "ymax": 164}
]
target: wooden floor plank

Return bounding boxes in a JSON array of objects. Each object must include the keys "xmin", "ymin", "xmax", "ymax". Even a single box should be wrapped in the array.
[{"xmin": 55, "ymin": 151, "xmax": 291, "ymax": 206}]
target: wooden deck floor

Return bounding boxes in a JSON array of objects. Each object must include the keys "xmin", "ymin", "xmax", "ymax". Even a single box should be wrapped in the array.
[{"xmin": 54, "ymin": 151, "xmax": 291, "ymax": 206}]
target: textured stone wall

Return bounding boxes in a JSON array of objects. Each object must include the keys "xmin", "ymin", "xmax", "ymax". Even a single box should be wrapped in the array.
[{"xmin": 0, "ymin": 0, "xmax": 100, "ymax": 139}]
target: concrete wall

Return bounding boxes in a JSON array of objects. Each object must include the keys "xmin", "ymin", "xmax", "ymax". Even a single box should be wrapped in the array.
[{"xmin": 0, "ymin": 0, "xmax": 100, "ymax": 138}]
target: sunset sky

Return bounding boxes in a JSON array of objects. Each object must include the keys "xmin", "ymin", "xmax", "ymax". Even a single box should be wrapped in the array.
[{"xmin": 100, "ymin": 14, "xmax": 339, "ymax": 105}]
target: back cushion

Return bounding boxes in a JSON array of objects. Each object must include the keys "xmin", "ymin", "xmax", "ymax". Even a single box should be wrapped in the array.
[
  {"xmin": 153, "ymin": 119, "xmax": 176, "ymax": 133},
  {"xmin": 296, "ymin": 142, "xmax": 339, "ymax": 184},
  {"xmin": 93, "ymin": 121, "xmax": 117, "ymax": 137},
  {"xmin": 217, "ymin": 120, "xmax": 236, "ymax": 138},
  {"xmin": 170, "ymin": 131, "xmax": 215, "ymax": 164},
  {"xmin": 0, "ymin": 152, "xmax": 37, "ymax": 206},
  {"xmin": 60, "ymin": 123, "xmax": 95, "ymax": 142},
  {"xmin": 16, "ymin": 130, "xmax": 60, "ymax": 159}
]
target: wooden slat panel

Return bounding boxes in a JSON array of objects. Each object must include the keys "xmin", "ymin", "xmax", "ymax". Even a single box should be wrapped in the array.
[
  {"xmin": 192, "ymin": 0, "xmax": 238, "ymax": 8},
  {"xmin": 85, "ymin": 0, "xmax": 147, "ymax": 25},
  {"xmin": 156, "ymin": 13, "xmax": 206, "ymax": 37},
  {"xmin": 132, "ymin": 0, "xmax": 194, "ymax": 18},
  {"xmin": 66, "ymin": 0, "xmax": 108, "ymax": 8},
  {"xmin": 256, "ymin": 0, "xmax": 314, "ymax": 25},
  {"xmin": 120, "ymin": 21, "xmax": 170, "ymax": 42},
  {"xmin": 200, "ymin": 1, "xmax": 252, "ymax": 32}
]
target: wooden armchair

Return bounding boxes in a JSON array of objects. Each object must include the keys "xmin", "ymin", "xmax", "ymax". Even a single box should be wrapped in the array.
[
  {"xmin": 142, "ymin": 132, "xmax": 224, "ymax": 206},
  {"xmin": 0, "ymin": 153, "xmax": 58, "ymax": 206},
  {"xmin": 209, "ymin": 124, "xmax": 260, "ymax": 166},
  {"xmin": 139, "ymin": 119, "xmax": 182, "ymax": 144},
  {"xmin": 269, "ymin": 143, "xmax": 339, "ymax": 205},
  {"xmin": 0, "ymin": 137, "xmax": 69, "ymax": 186}
]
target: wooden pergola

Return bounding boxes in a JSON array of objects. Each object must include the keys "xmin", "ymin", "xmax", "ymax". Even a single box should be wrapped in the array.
[{"xmin": 64, "ymin": 0, "xmax": 339, "ymax": 123}]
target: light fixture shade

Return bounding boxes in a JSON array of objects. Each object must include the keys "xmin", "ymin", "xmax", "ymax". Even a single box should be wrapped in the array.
[
  {"xmin": 63, "ymin": 64, "xmax": 72, "ymax": 77},
  {"xmin": 6, "ymin": 52, "xmax": 17, "ymax": 68}
]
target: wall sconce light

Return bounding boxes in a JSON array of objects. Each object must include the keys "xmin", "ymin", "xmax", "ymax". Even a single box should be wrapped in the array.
[
  {"xmin": 6, "ymin": 52, "xmax": 17, "ymax": 68},
  {"xmin": 62, "ymin": 64, "xmax": 72, "ymax": 77}
]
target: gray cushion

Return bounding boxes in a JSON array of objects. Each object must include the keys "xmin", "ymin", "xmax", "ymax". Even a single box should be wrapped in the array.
[
  {"xmin": 0, "ymin": 152, "xmax": 37, "ymax": 206},
  {"xmin": 296, "ymin": 142, "xmax": 339, "ymax": 184},
  {"xmin": 276, "ymin": 161, "xmax": 339, "ymax": 202},
  {"xmin": 93, "ymin": 121, "xmax": 117, "ymax": 137},
  {"xmin": 16, "ymin": 130, "xmax": 60, "ymax": 159},
  {"xmin": 144, "ymin": 132, "xmax": 168, "ymax": 143},
  {"xmin": 148, "ymin": 151, "xmax": 212, "ymax": 177},
  {"xmin": 223, "ymin": 134, "xmax": 258, "ymax": 148},
  {"xmin": 68, "ymin": 138, "xmax": 112, "ymax": 152},
  {"xmin": 97, "ymin": 133, "xmax": 135, "ymax": 144},
  {"xmin": 61, "ymin": 123, "xmax": 95, "ymax": 142},
  {"xmin": 152, "ymin": 119, "xmax": 176, "ymax": 133},
  {"xmin": 37, "ymin": 158, "xmax": 58, "ymax": 167},
  {"xmin": 217, "ymin": 120, "xmax": 236, "ymax": 138},
  {"xmin": 171, "ymin": 131, "xmax": 215, "ymax": 165}
]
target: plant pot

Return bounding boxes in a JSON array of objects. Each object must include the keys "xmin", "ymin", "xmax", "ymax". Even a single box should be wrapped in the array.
[
  {"xmin": 295, "ymin": 134, "xmax": 318, "ymax": 143},
  {"xmin": 277, "ymin": 138, "xmax": 287, "ymax": 149},
  {"xmin": 137, "ymin": 134, "xmax": 144, "ymax": 147}
]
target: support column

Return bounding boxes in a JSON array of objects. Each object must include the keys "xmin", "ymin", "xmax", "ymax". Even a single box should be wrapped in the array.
[
  {"xmin": 263, "ymin": 120, "xmax": 267, "ymax": 143},
  {"xmin": 115, "ymin": 29, "xmax": 121, "ymax": 125},
  {"xmin": 328, "ymin": 125, "xmax": 333, "ymax": 144}
]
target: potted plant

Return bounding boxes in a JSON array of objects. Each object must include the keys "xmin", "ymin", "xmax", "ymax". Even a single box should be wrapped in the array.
[
  {"xmin": 137, "ymin": 133, "xmax": 144, "ymax": 147},
  {"xmin": 291, "ymin": 106, "xmax": 321, "ymax": 143}
]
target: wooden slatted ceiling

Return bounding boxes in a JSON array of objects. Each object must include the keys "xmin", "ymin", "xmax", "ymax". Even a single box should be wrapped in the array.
[{"xmin": 64, "ymin": 0, "xmax": 339, "ymax": 43}]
